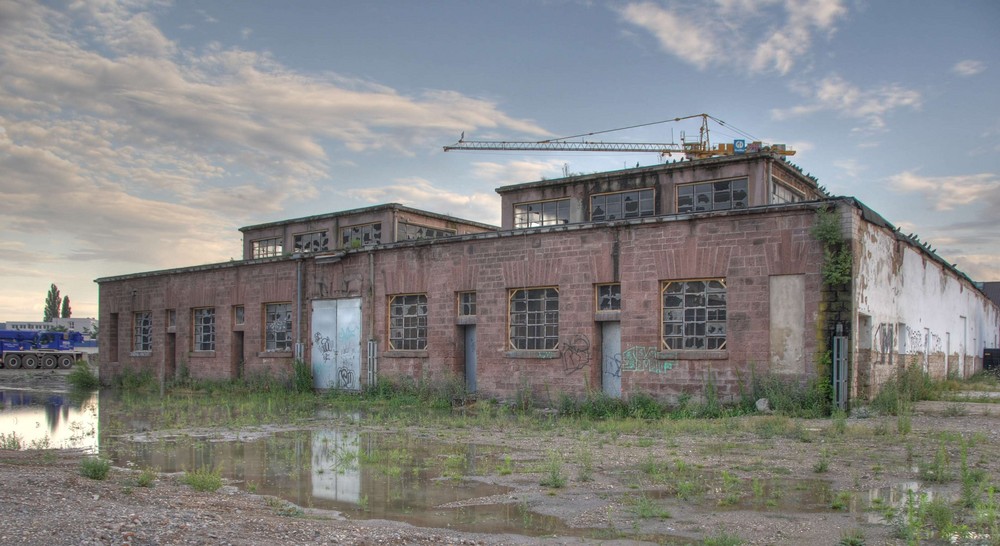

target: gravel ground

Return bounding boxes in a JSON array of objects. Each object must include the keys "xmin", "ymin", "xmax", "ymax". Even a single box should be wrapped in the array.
[{"xmin": 4, "ymin": 368, "xmax": 1000, "ymax": 545}]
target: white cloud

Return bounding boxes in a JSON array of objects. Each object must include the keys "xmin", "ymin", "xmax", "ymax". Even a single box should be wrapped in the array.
[
  {"xmin": 772, "ymin": 75, "xmax": 921, "ymax": 131},
  {"xmin": 953, "ymin": 59, "xmax": 986, "ymax": 77},
  {"xmin": 343, "ymin": 178, "xmax": 502, "ymax": 226},
  {"xmin": 471, "ymin": 159, "xmax": 567, "ymax": 186},
  {"xmin": 889, "ymin": 171, "xmax": 1000, "ymax": 211},
  {"xmin": 618, "ymin": 0, "xmax": 847, "ymax": 75}
]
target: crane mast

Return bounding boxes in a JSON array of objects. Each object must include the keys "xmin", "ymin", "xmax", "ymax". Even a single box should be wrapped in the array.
[{"xmin": 443, "ymin": 113, "xmax": 795, "ymax": 159}]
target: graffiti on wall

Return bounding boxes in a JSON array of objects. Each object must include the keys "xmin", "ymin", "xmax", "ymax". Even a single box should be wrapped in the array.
[
  {"xmin": 560, "ymin": 334, "xmax": 592, "ymax": 375},
  {"xmin": 314, "ymin": 332, "xmax": 334, "ymax": 362},
  {"xmin": 620, "ymin": 346, "xmax": 676, "ymax": 374},
  {"xmin": 874, "ymin": 323, "xmax": 894, "ymax": 365}
]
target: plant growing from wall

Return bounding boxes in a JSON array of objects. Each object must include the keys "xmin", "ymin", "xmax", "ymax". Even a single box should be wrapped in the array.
[{"xmin": 812, "ymin": 207, "xmax": 852, "ymax": 287}]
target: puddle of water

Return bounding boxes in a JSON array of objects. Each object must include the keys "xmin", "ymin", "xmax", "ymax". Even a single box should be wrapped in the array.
[
  {"xmin": 0, "ymin": 389, "xmax": 99, "ymax": 451},
  {"xmin": 103, "ymin": 425, "xmax": 577, "ymax": 537}
]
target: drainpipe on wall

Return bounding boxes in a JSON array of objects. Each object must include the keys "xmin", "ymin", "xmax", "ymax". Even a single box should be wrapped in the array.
[
  {"xmin": 368, "ymin": 250, "xmax": 377, "ymax": 386},
  {"xmin": 294, "ymin": 253, "xmax": 304, "ymax": 360}
]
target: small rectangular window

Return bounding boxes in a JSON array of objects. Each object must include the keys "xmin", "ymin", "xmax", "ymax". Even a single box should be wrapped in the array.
[
  {"xmin": 513, "ymin": 199, "xmax": 570, "ymax": 228},
  {"xmin": 389, "ymin": 294, "xmax": 428, "ymax": 350},
  {"xmin": 458, "ymin": 292, "xmax": 477, "ymax": 316},
  {"xmin": 166, "ymin": 309, "xmax": 176, "ymax": 328},
  {"xmin": 509, "ymin": 287, "xmax": 559, "ymax": 350},
  {"xmin": 251, "ymin": 237, "xmax": 283, "ymax": 258},
  {"xmin": 264, "ymin": 303, "xmax": 292, "ymax": 352},
  {"xmin": 596, "ymin": 284, "xmax": 621, "ymax": 311},
  {"xmin": 399, "ymin": 222, "xmax": 456, "ymax": 241},
  {"xmin": 293, "ymin": 231, "xmax": 329, "ymax": 253},
  {"xmin": 591, "ymin": 189, "xmax": 655, "ymax": 221},
  {"xmin": 677, "ymin": 179, "xmax": 748, "ymax": 213},
  {"xmin": 193, "ymin": 308, "xmax": 216, "ymax": 351},
  {"xmin": 341, "ymin": 223, "xmax": 383, "ymax": 248},
  {"xmin": 133, "ymin": 311, "xmax": 152, "ymax": 352},
  {"xmin": 234, "ymin": 305, "xmax": 245, "ymax": 326}
]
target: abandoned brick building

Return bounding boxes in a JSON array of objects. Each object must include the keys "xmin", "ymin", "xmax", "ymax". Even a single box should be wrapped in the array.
[{"xmin": 96, "ymin": 152, "xmax": 1000, "ymax": 406}]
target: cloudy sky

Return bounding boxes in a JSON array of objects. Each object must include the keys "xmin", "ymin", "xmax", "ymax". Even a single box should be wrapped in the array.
[{"xmin": 1, "ymin": 0, "xmax": 998, "ymax": 321}]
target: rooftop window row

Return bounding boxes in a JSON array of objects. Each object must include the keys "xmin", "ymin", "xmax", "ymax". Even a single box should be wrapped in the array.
[{"xmin": 250, "ymin": 221, "xmax": 457, "ymax": 259}]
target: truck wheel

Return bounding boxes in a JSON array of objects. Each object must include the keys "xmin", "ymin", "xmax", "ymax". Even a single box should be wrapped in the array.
[
  {"xmin": 58, "ymin": 355, "xmax": 75, "ymax": 369},
  {"xmin": 42, "ymin": 355, "xmax": 58, "ymax": 369},
  {"xmin": 4, "ymin": 355, "xmax": 20, "ymax": 369},
  {"xmin": 22, "ymin": 354, "xmax": 39, "ymax": 369}
]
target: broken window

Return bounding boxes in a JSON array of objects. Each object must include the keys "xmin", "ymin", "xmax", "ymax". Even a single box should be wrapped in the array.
[
  {"xmin": 341, "ymin": 223, "xmax": 382, "ymax": 248},
  {"xmin": 771, "ymin": 181, "xmax": 804, "ymax": 204},
  {"xmin": 193, "ymin": 308, "xmax": 215, "ymax": 351},
  {"xmin": 293, "ymin": 231, "xmax": 329, "ymax": 253},
  {"xmin": 662, "ymin": 279, "xmax": 726, "ymax": 350},
  {"xmin": 251, "ymin": 237, "xmax": 283, "ymax": 258},
  {"xmin": 388, "ymin": 294, "xmax": 427, "ymax": 350},
  {"xmin": 509, "ymin": 287, "xmax": 559, "ymax": 350},
  {"xmin": 458, "ymin": 292, "xmax": 476, "ymax": 316},
  {"xmin": 399, "ymin": 222, "xmax": 456, "ymax": 241},
  {"xmin": 264, "ymin": 303, "xmax": 292, "ymax": 352},
  {"xmin": 677, "ymin": 179, "xmax": 748, "ymax": 213},
  {"xmin": 513, "ymin": 199, "xmax": 570, "ymax": 228},
  {"xmin": 133, "ymin": 311, "xmax": 152, "ymax": 352},
  {"xmin": 591, "ymin": 189, "xmax": 655, "ymax": 221},
  {"xmin": 597, "ymin": 284, "xmax": 621, "ymax": 311}
]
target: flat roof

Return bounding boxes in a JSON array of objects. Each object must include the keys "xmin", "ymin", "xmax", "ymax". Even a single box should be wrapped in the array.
[{"xmin": 239, "ymin": 202, "xmax": 498, "ymax": 232}]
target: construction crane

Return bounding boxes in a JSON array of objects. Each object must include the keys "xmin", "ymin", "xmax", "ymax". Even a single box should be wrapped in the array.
[{"xmin": 443, "ymin": 113, "xmax": 795, "ymax": 159}]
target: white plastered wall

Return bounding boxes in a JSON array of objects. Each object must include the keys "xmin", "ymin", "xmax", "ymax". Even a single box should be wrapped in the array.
[{"xmin": 850, "ymin": 204, "xmax": 1000, "ymax": 398}]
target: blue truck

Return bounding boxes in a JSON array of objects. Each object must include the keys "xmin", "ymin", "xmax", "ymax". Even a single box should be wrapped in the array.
[{"xmin": 0, "ymin": 330, "xmax": 86, "ymax": 369}]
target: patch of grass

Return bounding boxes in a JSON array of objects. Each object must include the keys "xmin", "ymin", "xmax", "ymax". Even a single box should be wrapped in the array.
[
  {"xmin": 576, "ymin": 447, "xmax": 593, "ymax": 482},
  {"xmin": 737, "ymin": 364, "xmax": 832, "ymax": 418},
  {"xmin": 266, "ymin": 497, "xmax": 305, "ymax": 517},
  {"xmin": 838, "ymin": 527, "xmax": 866, "ymax": 546},
  {"xmin": 291, "ymin": 359, "xmax": 313, "ymax": 393},
  {"xmin": 627, "ymin": 494, "xmax": 671, "ymax": 519},
  {"xmin": 498, "ymin": 454, "xmax": 514, "ymax": 476},
  {"xmin": 79, "ymin": 457, "xmax": 111, "ymax": 480},
  {"xmin": 180, "ymin": 465, "xmax": 223, "ymax": 492},
  {"xmin": 703, "ymin": 530, "xmax": 744, "ymax": 546},
  {"xmin": 539, "ymin": 451, "xmax": 566, "ymax": 488},
  {"xmin": 831, "ymin": 490, "xmax": 853, "ymax": 511},
  {"xmin": 0, "ymin": 432, "xmax": 23, "ymax": 450},
  {"xmin": 813, "ymin": 450, "xmax": 830, "ymax": 473},
  {"xmin": 136, "ymin": 467, "xmax": 157, "ymax": 488},
  {"xmin": 67, "ymin": 360, "xmax": 100, "ymax": 390},
  {"xmin": 870, "ymin": 365, "xmax": 937, "ymax": 415}
]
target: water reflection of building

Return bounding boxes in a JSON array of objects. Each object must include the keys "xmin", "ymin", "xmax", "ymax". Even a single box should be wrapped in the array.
[
  {"xmin": 312, "ymin": 429, "xmax": 361, "ymax": 503},
  {"xmin": 0, "ymin": 389, "xmax": 98, "ymax": 451}
]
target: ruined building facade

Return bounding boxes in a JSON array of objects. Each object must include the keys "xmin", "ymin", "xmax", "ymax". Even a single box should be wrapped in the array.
[{"xmin": 96, "ymin": 153, "xmax": 1000, "ymax": 406}]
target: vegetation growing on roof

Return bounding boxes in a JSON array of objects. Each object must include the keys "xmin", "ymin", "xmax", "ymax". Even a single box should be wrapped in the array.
[{"xmin": 812, "ymin": 207, "xmax": 852, "ymax": 286}]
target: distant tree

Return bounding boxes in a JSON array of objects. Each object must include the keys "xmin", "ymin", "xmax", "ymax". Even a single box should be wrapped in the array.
[
  {"xmin": 43, "ymin": 284, "xmax": 61, "ymax": 322},
  {"xmin": 61, "ymin": 296, "xmax": 72, "ymax": 318},
  {"xmin": 86, "ymin": 323, "xmax": 99, "ymax": 339}
]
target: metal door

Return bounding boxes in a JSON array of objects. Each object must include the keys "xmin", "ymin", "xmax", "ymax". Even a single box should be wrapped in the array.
[
  {"xmin": 601, "ymin": 322, "xmax": 622, "ymax": 398},
  {"xmin": 310, "ymin": 298, "xmax": 362, "ymax": 390},
  {"xmin": 464, "ymin": 326, "xmax": 477, "ymax": 393}
]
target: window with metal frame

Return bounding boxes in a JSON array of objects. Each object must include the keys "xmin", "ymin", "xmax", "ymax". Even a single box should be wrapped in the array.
[
  {"xmin": 234, "ymin": 305, "xmax": 245, "ymax": 326},
  {"xmin": 193, "ymin": 308, "xmax": 216, "ymax": 351},
  {"xmin": 508, "ymin": 287, "xmax": 559, "ymax": 350},
  {"xmin": 591, "ymin": 189, "xmax": 655, "ymax": 221},
  {"xmin": 661, "ymin": 279, "xmax": 726, "ymax": 350},
  {"xmin": 399, "ymin": 222, "xmax": 456, "ymax": 241},
  {"xmin": 251, "ymin": 237, "xmax": 283, "ymax": 258},
  {"xmin": 133, "ymin": 311, "xmax": 152, "ymax": 352},
  {"xmin": 676, "ymin": 179, "xmax": 748, "ymax": 213},
  {"xmin": 341, "ymin": 223, "xmax": 382, "ymax": 248},
  {"xmin": 388, "ymin": 294, "xmax": 427, "ymax": 350},
  {"xmin": 293, "ymin": 231, "xmax": 329, "ymax": 253},
  {"xmin": 458, "ymin": 292, "xmax": 476, "ymax": 316},
  {"xmin": 513, "ymin": 199, "xmax": 570, "ymax": 228},
  {"xmin": 596, "ymin": 284, "xmax": 621, "ymax": 311},
  {"xmin": 264, "ymin": 303, "xmax": 292, "ymax": 351},
  {"xmin": 166, "ymin": 309, "xmax": 176, "ymax": 328},
  {"xmin": 771, "ymin": 181, "xmax": 804, "ymax": 204}
]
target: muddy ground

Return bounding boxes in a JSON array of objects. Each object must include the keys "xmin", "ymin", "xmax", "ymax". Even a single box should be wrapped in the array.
[{"xmin": 3, "ymin": 367, "xmax": 1000, "ymax": 545}]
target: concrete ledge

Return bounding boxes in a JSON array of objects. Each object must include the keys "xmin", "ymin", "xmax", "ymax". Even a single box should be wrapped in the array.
[{"xmin": 505, "ymin": 350, "xmax": 560, "ymax": 359}]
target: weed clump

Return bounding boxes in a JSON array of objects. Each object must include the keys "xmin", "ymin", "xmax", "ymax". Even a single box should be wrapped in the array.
[
  {"xmin": 80, "ymin": 457, "xmax": 111, "ymax": 480},
  {"xmin": 870, "ymin": 365, "xmax": 937, "ymax": 415},
  {"xmin": 360, "ymin": 374, "xmax": 468, "ymax": 409},
  {"xmin": 181, "ymin": 466, "xmax": 223, "ymax": 492},
  {"xmin": 67, "ymin": 360, "xmax": 100, "ymax": 390}
]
